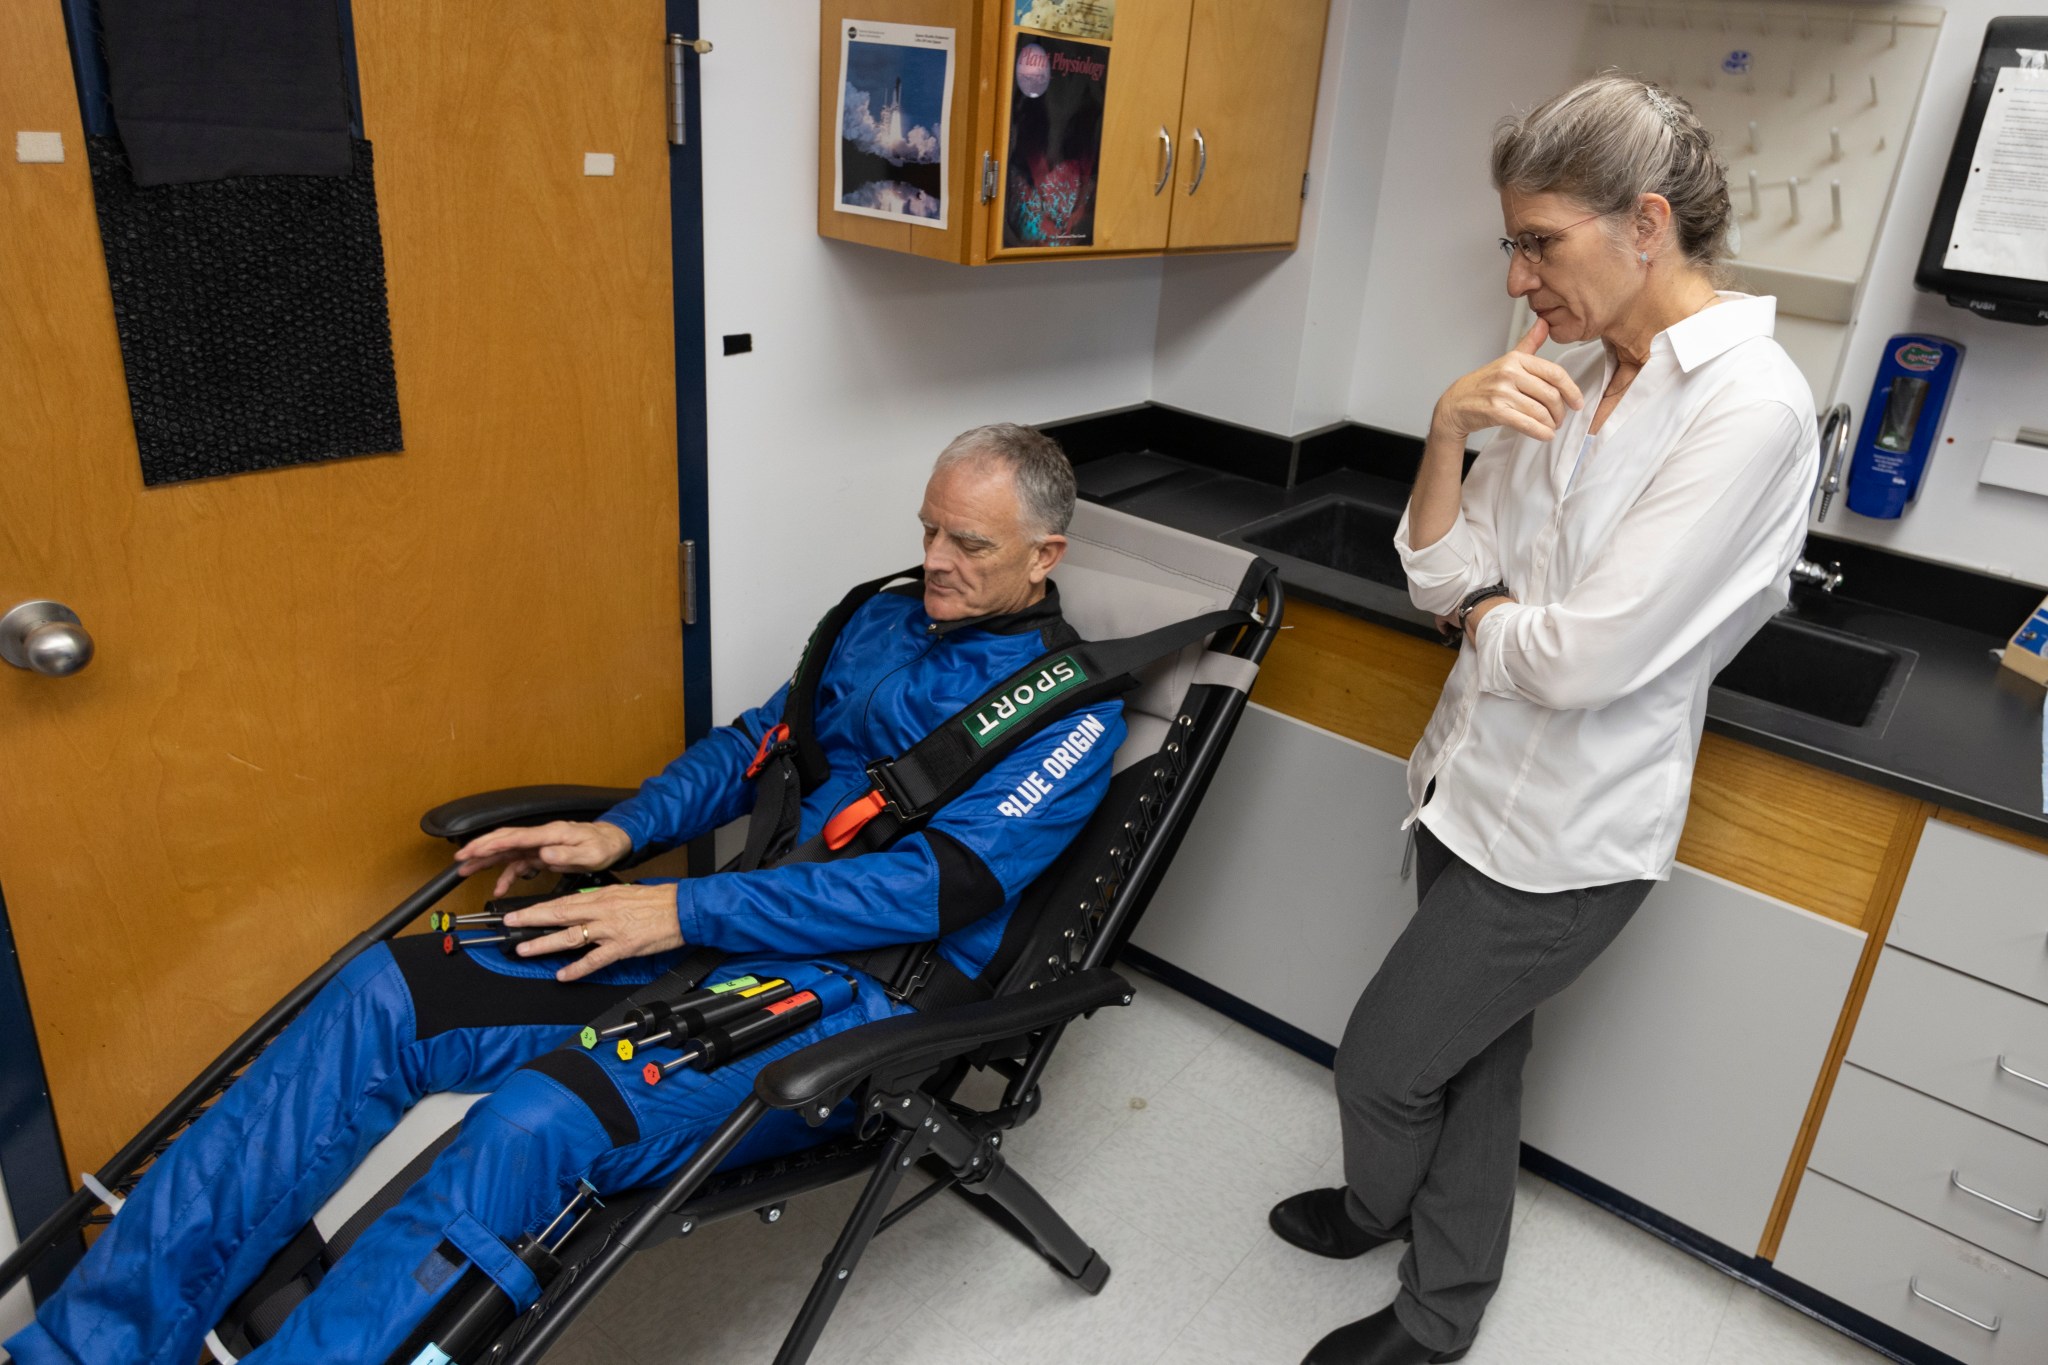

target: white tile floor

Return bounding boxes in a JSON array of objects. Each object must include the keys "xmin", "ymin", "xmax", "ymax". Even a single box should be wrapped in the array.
[{"xmin": 541, "ymin": 979, "xmax": 1887, "ymax": 1365}]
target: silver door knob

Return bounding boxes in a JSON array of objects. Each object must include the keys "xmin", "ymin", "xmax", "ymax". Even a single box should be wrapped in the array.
[{"xmin": 1, "ymin": 601, "xmax": 95, "ymax": 677}]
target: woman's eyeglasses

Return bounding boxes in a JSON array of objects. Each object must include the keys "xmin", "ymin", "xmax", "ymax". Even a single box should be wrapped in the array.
[{"xmin": 1498, "ymin": 211, "xmax": 1607, "ymax": 264}]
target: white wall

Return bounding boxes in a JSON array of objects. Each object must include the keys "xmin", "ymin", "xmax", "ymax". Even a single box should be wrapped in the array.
[
  {"xmin": 1345, "ymin": 0, "xmax": 1589, "ymax": 436},
  {"xmin": 1818, "ymin": 0, "xmax": 2048, "ymax": 586},
  {"xmin": 1338, "ymin": 0, "xmax": 2048, "ymax": 587},
  {"xmin": 698, "ymin": 2, "xmax": 1165, "ymax": 715},
  {"xmin": 695, "ymin": 0, "xmax": 2047, "ymax": 710},
  {"xmin": 1151, "ymin": 0, "xmax": 1407, "ymax": 435}
]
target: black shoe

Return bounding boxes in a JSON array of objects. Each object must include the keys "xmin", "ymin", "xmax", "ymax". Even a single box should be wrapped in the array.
[
  {"xmin": 1302, "ymin": 1305, "xmax": 1469, "ymax": 1364},
  {"xmin": 1268, "ymin": 1188, "xmax": 1394, "ymax": 1260}
]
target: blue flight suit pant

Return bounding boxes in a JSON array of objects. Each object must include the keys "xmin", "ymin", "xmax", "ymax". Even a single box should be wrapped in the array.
[{"xmin": 6, "ymin": 935, "xmax": 902, "ymax": 1365}]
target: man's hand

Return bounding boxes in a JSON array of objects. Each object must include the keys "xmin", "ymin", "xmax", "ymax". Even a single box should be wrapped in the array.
[
  {"xmin": 501, "ymin": 882, "xmax": 685, "ymax": 983},
  {"xmin": 1431, "ymin": 320, "xmax": 1585, "ymax": 445},
  {"xmin": 454, "ymin": 820, "xmax": 634, "ymax": 897}
]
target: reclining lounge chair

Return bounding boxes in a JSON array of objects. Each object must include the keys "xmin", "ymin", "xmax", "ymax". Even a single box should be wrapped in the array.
[{"xmin": 0, "ymin": 500, "xmax": 1283, "ymax": 1364}]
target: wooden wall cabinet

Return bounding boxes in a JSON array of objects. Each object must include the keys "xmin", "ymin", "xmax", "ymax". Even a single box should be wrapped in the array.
[{"xmin": 817, "ymin": 0, "xmax": 1329, "ymax": 264}]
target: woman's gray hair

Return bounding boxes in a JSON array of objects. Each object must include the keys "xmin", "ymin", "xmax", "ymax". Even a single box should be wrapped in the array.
[
  {"xmin": 934, "ymin": 423, "xmax": 1077, "ymax": 539},
  {"xmin": 1492, "ymin": 74, "xmax": 1732, "ymax": 278}
]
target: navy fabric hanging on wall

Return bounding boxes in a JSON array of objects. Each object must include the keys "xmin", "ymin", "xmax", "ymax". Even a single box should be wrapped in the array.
[
  {"xmin": 88, "ymin": 0, "xmax": 403, "ymax": 486},
  {"xmin": 98, "ymin": 0, "xmax": 355, "ymax": 186}
]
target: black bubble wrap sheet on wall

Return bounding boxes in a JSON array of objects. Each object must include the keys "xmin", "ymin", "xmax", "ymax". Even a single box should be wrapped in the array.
[{"xmin": 88, "ymin": 136, "xmax": 403, "ymax": 487}]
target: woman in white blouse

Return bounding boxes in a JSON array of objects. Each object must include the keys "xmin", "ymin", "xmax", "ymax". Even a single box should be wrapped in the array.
[{"xmin": 1270, "ymin": 76, "xmax": 1817, "ymax": 1365}]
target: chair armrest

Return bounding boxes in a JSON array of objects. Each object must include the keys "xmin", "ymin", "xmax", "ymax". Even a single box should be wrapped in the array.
[
  {"xmin": 755, "ymin": 969, "xmax": 1133, "ymax": 1112},
  {"xmin": 420, "ymin": 785, "xmax": 641, "ymax": 843}
]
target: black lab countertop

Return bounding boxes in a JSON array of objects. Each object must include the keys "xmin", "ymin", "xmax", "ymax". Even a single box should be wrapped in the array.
[{"xmin": 1075, "ymin": 447, "xmax": 2048, "ymax": 845}]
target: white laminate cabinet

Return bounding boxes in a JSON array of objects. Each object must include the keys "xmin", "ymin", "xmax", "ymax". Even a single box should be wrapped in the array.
[
  {"xmin": 1519, "ymin": 868, "xmax": 1863, "ymax": 1253},
  {"xmin": 1135, "ymin": 705, "xmax": 1864, "ymax": 1258},
  {"xmin": 1887, "ymin": 820, "xmax": 2048, "ymax": 1008},
  {"xmin": 1775, "ymin": 818, "xmax": 2048, "ymax": 1361},
  {"xmin": 1777, "ymin": 1173, "xmax": 2048, "ymax": 1365},
  {"xmin": 1810, "ymin": 1065, "xmax": 2048, "ymax": 1279},
  {"xmin": 1132, "ymin": 704, "xmax": 1418, "ymax": 1046},
  {"xmin": 1851, "ymin": 950, "xmax": 2048, "ymax": 1147}
]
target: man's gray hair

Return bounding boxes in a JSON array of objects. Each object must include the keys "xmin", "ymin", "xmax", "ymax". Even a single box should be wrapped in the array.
[
  {"xmin": 1492, "ymin": 74, "xmax": 1733, "ymax": 278},
  {"xmin": 934, "ymin": 423, "xmax": 1077, "ymax": 538}
]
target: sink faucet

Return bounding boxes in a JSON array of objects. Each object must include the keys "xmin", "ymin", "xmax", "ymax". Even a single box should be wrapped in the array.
[
  {"xmin": 1814, "ymin": 403, "xmax": 1852, "ymax": 523},
  {"xmin": 1790, "ymin": 552, "xmax": 1844, "ymax": 592},
  {"xmin": 1792, "ymin": 404, "xmax": 1852, "ymax": 594}
]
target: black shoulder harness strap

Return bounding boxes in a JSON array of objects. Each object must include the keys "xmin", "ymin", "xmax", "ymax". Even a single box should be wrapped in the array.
[
  {"xmin": 732, "ymin": 567, "xmax": 923, "ymax": 874},
  {"xmin": 730, "ymin": 568, "xmax": 1252, "ymax": 1008}
]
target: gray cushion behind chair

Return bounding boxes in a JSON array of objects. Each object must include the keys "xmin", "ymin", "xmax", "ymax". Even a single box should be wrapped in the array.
[{"xmin": 1052, "ymin": 501, "xmax": 1262, "ymax": 772}]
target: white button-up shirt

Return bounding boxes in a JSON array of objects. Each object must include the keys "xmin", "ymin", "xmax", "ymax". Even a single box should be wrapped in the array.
[{"xmin": 1394, "ymin": 294, "xmax": 1816, "ymax": 892}]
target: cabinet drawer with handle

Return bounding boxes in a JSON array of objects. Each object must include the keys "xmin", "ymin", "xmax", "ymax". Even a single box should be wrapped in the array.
[
  {"xmin": 1850, "ymin": 949, "xmax": 2048, "ymax": 1144},
  {"xmin": 1811, "ymin": 1064, "xmax": 2048, "ymax": 1276},
  {"xmin": 1889, "ymin": 820, "xmax": 2048, "ymax": 1007},
  {"xmin": 1777, "ymin": 1173, "xmax": 2048, "ymax": 1365}
]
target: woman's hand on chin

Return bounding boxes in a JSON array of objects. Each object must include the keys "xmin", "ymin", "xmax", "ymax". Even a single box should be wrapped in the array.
[{"xmin": 1431, "ymin": 319, "xmax": 1585, "ymax": 445}]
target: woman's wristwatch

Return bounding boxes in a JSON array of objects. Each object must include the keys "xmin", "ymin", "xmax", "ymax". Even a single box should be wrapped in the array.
[{"xmin": 1443, "ymin": 582, "xmax": 1512, "ymax": 646}]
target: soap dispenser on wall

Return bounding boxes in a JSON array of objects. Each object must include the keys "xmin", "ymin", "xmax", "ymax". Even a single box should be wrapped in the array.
[{"xmin": 1844, "ymin": 334, "xmax": 1965, "ymax": 520}]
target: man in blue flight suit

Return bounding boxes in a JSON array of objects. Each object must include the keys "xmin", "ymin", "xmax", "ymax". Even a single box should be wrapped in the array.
[{"xmin": 7, "ymin": 423, "xmax": 1125, "ymax": 1365}]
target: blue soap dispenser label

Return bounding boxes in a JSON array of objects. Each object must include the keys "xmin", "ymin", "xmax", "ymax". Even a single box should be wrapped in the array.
[{"xmin": 1845, "ymin": 335, "xmax": 1964, "ymax": 520}]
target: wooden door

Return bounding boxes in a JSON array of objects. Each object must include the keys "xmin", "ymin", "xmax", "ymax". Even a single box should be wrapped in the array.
[
  {"xmin": 0, "ymin": 1, "xmax": 686, "ymax": 1175},
  {"xmin": 987, "ymin": 0, "xmax": 1194, "ymax": 259},
  {"xmin": 1167, "ymin": 0, "xmax": 1328, "ymax": 251}
]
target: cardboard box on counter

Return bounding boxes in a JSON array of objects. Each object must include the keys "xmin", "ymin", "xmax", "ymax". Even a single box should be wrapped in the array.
[{"xmin": 2004, "ymin": 596, "xmax": 2048, "ymax": 687}]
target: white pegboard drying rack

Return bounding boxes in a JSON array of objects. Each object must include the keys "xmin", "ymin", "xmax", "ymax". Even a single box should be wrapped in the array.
[{"xmin": 1576, "ymin": 2, "xmax": 1941, "ymax": 321}]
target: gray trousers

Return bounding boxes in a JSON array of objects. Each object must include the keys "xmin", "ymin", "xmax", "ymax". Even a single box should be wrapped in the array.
[{"xmin": 1334, "ymin": 823, "xmax": 1653, "ymax": 1353}]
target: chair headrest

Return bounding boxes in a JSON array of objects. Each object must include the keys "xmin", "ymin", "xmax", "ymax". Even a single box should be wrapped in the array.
[{"xmin": 1051, "ymin": 501, "xmax": 1262, "ymax": 771}]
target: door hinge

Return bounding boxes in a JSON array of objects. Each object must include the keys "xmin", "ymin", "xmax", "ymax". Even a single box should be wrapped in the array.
[
  {"xmin": 680, "ymin": 539, "xmax": 699, "ymax": 627},
  {"xmin": 1301, "ymin": 171, "xmax": 1310, "ymax": 200},
  {"xmin": 980, "ymin": 152, "xmax": 998, "ymax": 204},
  {"xmin": 667, "ymin": 35, "xmax": 712, "ymax": 145}
]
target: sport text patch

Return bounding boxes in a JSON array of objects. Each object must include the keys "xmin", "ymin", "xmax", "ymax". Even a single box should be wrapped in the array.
[{"xmin": 965, "ymin": 656, "xmax": 1086, "ymax": 748}]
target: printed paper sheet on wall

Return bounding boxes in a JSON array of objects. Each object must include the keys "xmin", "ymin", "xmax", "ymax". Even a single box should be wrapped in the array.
[
  {"xmin": 1942, "ymin": 57, "xmax": 2048, "ymax": 284},
  {"xmin": 836, "ymin": 21, "xmax": 954, "ymax": 228},
  {"xmin": 1015, "ymin": 0, "xmax": 1115, "ymax": 42},
  {"xmin": 1004, "ymin": 36, "xmax": 1108, "ymax": 248}
]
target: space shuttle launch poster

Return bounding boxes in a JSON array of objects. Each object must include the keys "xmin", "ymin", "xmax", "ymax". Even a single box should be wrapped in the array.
[{"xmin": 835, "ymin": 21, "xmax": 955, "ymax": 228}]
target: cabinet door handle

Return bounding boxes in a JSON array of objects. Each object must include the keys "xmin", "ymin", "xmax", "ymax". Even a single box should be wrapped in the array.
[
  {"xmin": 1154, "ymin": 126, "xmax": 1174, "ymax": 196},
  {"xmin": 1996, "ymin": 1054, "xmax": 2048, "ymax": 1091},
  {"xmin": 1188, "ymin": 127, "xmax": 1208, "ymax": 194},
  {"xmin": 1949, "ymin": 1169, "xmax": 2046, "ymax": 1223},
  {"xmin": 1908, "ymin": 1277, "xmax": 2001, "ymax": 1333}
]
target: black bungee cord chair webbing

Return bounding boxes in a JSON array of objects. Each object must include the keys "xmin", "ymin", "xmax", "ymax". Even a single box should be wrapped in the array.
[{"xmin": 0, "ymin": 501, "xmax": 1284, "ymax": 1365}]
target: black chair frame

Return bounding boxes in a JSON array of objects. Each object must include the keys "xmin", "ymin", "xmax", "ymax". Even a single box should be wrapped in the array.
[{"xmin": 0, "ymin": 562, "xmax": 1282, "ymax": 1365}]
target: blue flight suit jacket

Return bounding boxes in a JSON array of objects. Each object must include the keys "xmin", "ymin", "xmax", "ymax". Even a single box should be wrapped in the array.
[{"xmin": 602, "ymin": 581, "xmax": 1125, "ymax": 982}]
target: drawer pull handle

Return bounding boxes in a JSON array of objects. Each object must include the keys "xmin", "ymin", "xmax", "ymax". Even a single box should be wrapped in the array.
[
  {"xmin": 1949, "ymin": 1169, "xmax": 2046, "ymax": 1223},
  {"xmin": 1995, "ymin": 1054, "xmax": 2048, "ymax": 1091},
  {"xmin": 1908, "ymin": 1277, "xmax": 2001, "ymax": 1333}
]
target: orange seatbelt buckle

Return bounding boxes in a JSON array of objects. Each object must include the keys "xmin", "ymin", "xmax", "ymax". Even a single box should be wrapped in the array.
[
  {"xmin": 822, "ymin": 788, "xmax": 889, "ymax": 850},
  {"xmin": 745, "ymin": 723, "xmax": 792, "ymax": 780}
]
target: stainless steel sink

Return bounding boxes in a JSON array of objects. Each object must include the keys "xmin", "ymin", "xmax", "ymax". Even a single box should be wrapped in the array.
[
  {"xmin": 1233, "ymin": 496, "xmax": 1408, "ymax": 590},
  {"xmin": 1713, "ymin": 615, "xmax": 1911, "ymax": 729}
]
